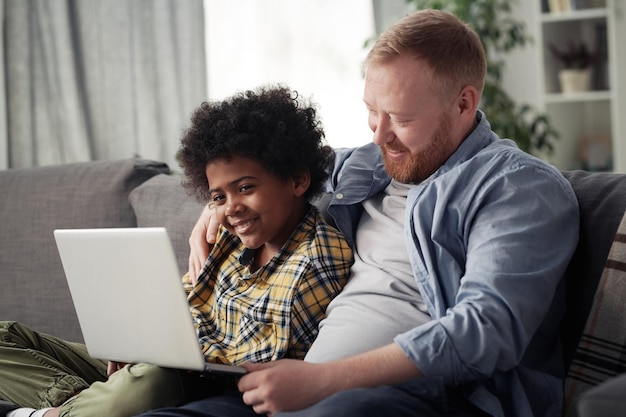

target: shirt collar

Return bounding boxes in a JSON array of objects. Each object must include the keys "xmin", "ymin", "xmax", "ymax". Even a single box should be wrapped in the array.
[
  {"xmin": 430, "ymin": 110, "xmax": 516, "ymax": 181},
  {"xmin": 235, "ymin": 205, "xmax": 319, "ymax": 273}
]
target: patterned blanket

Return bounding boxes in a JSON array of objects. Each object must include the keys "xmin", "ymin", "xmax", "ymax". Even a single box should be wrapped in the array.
[{"xmin": 564, "ymin": 210, "xmax": 626, "ymax": 416}]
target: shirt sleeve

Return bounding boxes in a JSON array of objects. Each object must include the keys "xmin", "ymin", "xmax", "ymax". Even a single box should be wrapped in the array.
[
  {"xmin": 287, "ymin": 226, "xmax": 353, "ymax": 359},
  {"xmin": 328, "ymin": 147, "xmax": 356, "ymax": 191},
  {"xmin": 395, "ymin": 162, "xmax": 580, "ymax": 386},
  {"xmin": 181, "ymin": 272, "xmax": 193, "ymax": 295}
]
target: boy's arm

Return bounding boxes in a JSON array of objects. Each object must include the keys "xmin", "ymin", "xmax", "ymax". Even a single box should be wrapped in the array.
[
  {"xmin": 288, "ymin": 230, "xmax": 352, "ymax": 357},
  {"xmin": 181, "ymin": 272, "xmax": 193, "ymax": 295},
  {"xmin": 288, "ymin": 273, "xmax": 346, "ymax": 358}
]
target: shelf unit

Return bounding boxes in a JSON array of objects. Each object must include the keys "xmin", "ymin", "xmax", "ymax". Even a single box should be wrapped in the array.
[{"xmin": 535, "ymin": 0, "xmax": 626, "ymax": 172}]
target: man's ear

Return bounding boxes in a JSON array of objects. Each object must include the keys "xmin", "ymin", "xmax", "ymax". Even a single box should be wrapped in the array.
[
  {"xmin": 457, "ymin": 85, "xmax": 480, "ymax": 117},
  {"xmin": 292, "ymin": 170, "xmax": 311, "ymax": 197}
]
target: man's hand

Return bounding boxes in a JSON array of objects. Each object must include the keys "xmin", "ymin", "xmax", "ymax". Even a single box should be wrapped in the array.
[
  {"xmin": 238, "ymin": 344, "xmax": 422, "ymax": 416},
  {"xmin": 188, "ymin": 203, "xmax": 219, "ymax": 283},
  {"xmin": 238, "ymin": 360, "xmax": 333, "ymax": 416}
]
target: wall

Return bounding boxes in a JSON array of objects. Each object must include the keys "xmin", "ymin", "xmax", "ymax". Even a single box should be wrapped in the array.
[
  {"xmin": 203, "ymin": 0, "xmax": 375, "ymax": 150},
  {"xmin": 499, "ymin": 2, "xmax": 542, "ymax": 113}
]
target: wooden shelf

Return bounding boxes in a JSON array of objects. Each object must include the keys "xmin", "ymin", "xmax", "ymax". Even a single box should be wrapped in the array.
[
  {"xmin": 535, "ymin": 0, "xmax": 626, "ymax": 172},
  {"xmin": 544, "ymin": 89, "xmax": 612, "ymax": 103},
  {"xmin": 541, "ymin": 8, "xmax": 607, "ymax": 23}
]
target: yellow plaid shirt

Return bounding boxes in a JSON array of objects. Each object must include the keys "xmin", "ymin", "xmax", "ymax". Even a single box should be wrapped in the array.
[{"xmin": 183, "ymin": 206, "xmax": 352, "ymax": 365}]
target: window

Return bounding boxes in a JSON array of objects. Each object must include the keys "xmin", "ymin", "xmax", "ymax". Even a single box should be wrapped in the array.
[{"xmin": 204, "ymin": 0, "xmax": 375, "ymax": 149}]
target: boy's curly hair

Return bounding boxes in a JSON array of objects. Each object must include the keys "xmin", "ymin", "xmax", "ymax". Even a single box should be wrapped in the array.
[{"xmin": 178, "ymin": 85, "xmax": 333, "ymax": 203}]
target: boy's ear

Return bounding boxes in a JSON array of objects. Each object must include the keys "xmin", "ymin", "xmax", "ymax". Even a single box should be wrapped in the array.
[{"xmin": 292, "ymin": 170, "xmax": 311, "ymax": 197}]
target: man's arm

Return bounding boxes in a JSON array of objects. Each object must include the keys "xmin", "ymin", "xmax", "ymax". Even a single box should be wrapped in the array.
[
  {"xmin": 238, "ymin": 343, "xmax": 422, "ymax": 416},
  {"xmin": 188, "ymin": 203, "xmax": 219, "ymax": 283},
  {"xmin": 187, "ymin": 147, "xmax": 356, "ymax": 282}
]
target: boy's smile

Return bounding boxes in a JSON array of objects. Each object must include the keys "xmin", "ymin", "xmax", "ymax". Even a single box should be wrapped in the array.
[
  {"xmin": 229, "ymin": 218, "xmax": 259, "ymax": 235},
  {"xmin": 205, "ymin": 156, "xmax": 310, "ymax": 266}
]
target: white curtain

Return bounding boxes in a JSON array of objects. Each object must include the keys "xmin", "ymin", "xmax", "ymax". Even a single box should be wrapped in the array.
[
  {"xmin": 0, "ymin": 0, "xmax": 207, "ymax": 170},
  {"xmin": 204, "ymin": 0, "xmax": 376, "ymax": 150}
]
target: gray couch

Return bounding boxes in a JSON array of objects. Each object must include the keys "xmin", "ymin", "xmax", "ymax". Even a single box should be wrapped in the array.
[
  {"xmin": 1, "ymin": 158, "xmax": 625, "ymax": 415},
  {"xmin": 0, "ymin": 159, "xmax": 203, "ymax": 342}
]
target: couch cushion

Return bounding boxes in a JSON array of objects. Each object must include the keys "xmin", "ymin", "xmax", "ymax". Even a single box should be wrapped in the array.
[
  {"xmin": 577, "ymin": 373, "xmax": 626, "ymax": 417},
  {"xmin": 129, "ymin": 174, "xmax": 205, "ymax": 277},
  {"xmin": 562, "ymin": 170, "xmax": 626, "ymax": 368},
  {"xmin": 0, "ymin": 159, "xmax": 170, "ymax": 342}
]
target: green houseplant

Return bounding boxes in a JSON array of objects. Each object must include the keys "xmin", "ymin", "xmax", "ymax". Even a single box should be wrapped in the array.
[
  {"xmin": 549, "ymin": 41, "xmax": 595, "ymax": 69},
  {"xmin": 549, "ymin": 41, "xmax": 595, "ymax": 93},
  {"xmin": 387, "ymin": 0, "xmax": 559, "ymax": 155}
]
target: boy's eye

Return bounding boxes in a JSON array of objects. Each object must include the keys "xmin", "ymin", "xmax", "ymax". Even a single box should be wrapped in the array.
[
  {"xmin": 239, "ymin": 184, "xmax": 254, "ymax": 193},
  {"xmin": 211, "ymin": 194, "xmax": 225, "ymax": 205}
]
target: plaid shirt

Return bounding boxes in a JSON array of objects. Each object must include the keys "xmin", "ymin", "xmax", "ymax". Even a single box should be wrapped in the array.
[{"xmin": 183, "ymin": 206, "xmax": 352, "ymax": 365}]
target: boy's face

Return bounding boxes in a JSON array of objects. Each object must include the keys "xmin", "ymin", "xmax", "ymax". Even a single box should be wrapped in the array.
[{"xmin": 206, "ymin": 156, "xmax": 309, "ymax": 255}]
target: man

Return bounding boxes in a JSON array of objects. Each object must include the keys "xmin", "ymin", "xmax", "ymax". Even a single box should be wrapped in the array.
[{"xmin": 140, "ymin": 9, "xmax": 579, "ymax": 417}]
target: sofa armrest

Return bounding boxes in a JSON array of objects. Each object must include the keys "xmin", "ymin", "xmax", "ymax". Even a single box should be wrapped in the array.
[
  {"xmin": 561, "ymin": 171, "xmax": 626, "ymax": 367},
  {"xmin": 0, "ymin": 159, "xmax": 169, "ymax": 342},
  {"xmin": 577, "ymin": 373, "xmax": 626, "ymax": 417}
]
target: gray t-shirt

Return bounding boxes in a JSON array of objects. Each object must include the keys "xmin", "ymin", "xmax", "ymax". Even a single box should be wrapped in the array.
[{"xmin": 305, "ymin": 180, "xmax": 430, "ymax": 363}]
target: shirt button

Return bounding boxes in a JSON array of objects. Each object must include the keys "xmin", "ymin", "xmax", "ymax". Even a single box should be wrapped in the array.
[{"xmin": 336, "ymin": 193, "xmax": 344, "ymax": 200}]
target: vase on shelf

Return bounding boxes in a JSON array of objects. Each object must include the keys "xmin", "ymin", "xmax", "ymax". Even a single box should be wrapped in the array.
[{"xmin": 558, "ymin": 68, "xmax": 593, "ymax": 93}]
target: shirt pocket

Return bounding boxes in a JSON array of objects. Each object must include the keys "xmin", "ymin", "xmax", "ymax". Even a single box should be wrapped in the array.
[{"xmin": 231, "ymin": 313, "xmax": 279, "ymax": 364}]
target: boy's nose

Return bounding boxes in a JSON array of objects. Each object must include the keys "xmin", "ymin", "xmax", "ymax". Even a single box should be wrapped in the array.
[{"xmin": 225, "ymin": 200, "xmax": 244, "ymax": 216}]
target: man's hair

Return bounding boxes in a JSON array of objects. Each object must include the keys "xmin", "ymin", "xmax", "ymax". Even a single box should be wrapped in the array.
[
  {"xmin": 364, "ymin": 9, "xmax": 486, "ymax": 100},
  {"xmin": 178, "ymin": 85, "xmax": 333, "ymax": 203}
]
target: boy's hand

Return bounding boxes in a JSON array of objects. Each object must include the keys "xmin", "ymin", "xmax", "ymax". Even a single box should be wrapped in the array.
[
  {"xmin": 188, "ymin": 204, "xmax": 219, "ymax": 284},
  {"xmin": 107, "ymin": 361, "xmax": 128, "ymax": 376}
]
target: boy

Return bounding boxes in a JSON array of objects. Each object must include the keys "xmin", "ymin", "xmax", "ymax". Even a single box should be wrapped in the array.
[{"xmin": 0, "ymin": 85, "xmax": 352, "ymax": 417}]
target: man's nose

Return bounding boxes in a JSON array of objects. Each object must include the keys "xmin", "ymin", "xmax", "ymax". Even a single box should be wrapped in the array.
[{"xmin": 372, "ymin": 115, "xmax": 393, "ymax": 145}]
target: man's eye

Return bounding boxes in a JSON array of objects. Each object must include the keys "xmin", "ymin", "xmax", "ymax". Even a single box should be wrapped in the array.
[{"xmin": 393, "ymin": 119, "xmax": 410, "ymax": 126}]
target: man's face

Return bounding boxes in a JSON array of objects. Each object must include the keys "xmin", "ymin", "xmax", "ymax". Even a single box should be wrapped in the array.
[{"xmin": 363, "ymin": 54, "xmax": 461, "ymax": 183}]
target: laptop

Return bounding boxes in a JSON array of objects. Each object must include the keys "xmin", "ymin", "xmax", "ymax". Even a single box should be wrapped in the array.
[{"xmin": 53, "ymin": 227, "xmax": 246, "ymax": 376}]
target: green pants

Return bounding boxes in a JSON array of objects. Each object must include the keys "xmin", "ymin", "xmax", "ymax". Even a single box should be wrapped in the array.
[{"xmin": 0, "ymin": 321, "xmax": 233, "ymax": 417}]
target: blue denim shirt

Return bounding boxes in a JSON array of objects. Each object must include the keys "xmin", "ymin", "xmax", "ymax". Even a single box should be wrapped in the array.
[{"xmin": 325, "ymin": 111, "xmax": 580, "ymax": 417}]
